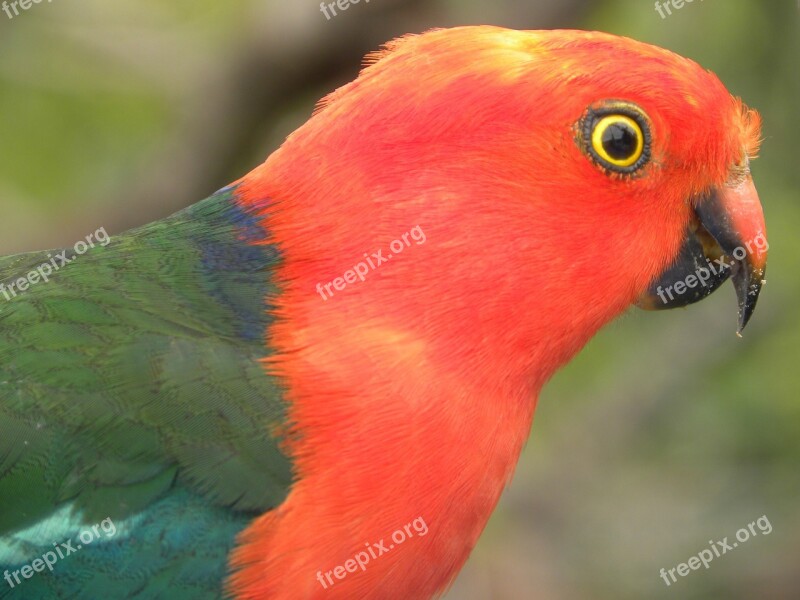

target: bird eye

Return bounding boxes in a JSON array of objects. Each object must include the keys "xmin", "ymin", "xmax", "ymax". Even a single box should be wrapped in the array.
[{"xmin": 579, "ymin": 103, "xmax": 651, "ymax": 174}]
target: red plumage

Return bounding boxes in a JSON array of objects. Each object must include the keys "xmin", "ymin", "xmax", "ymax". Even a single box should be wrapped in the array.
[{"xmin": 226, "ymin": 26, "xmax": 763, "ymax": 599}]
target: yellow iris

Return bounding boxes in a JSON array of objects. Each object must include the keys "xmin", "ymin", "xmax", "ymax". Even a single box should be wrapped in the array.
[{"xmin": 590, "ymin": 114, "xmax": 644, "ymax": 168}]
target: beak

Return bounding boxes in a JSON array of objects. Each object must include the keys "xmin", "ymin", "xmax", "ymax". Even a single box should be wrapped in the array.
[{"xmin": 637, "ymin": 175, "xmax": 768, "ymax": 334}]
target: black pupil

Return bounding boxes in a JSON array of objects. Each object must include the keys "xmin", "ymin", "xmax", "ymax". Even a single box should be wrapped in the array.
[{"xmin": 601, "ymin": 122, "xmax": 637, "ymax": 160}]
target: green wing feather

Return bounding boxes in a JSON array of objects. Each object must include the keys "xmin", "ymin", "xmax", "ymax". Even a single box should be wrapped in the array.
[{"xmin": 0, "ymin": 187, "xmax": 291, "ymax": 540}]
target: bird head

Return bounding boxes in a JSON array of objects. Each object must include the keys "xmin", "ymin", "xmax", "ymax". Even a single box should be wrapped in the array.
[{"xmin": 240, "ymin": 26, "xmax": 767, "ymax": 387}]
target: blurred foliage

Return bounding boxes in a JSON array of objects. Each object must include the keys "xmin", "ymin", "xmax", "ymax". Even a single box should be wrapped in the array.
[{"xmin": 0, "ymin": 1, "xmax": 797, "ymax": 599}]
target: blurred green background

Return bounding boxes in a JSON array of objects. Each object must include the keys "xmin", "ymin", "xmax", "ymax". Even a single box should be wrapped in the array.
[{"xmin": 0, "ymin": 1, "xmax": 797, "ymax": 598}]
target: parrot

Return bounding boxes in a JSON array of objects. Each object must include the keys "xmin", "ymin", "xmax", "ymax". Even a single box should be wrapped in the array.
[{"xmin": 0, "ymin": 25, "xmax": 767, "ymax": 600}]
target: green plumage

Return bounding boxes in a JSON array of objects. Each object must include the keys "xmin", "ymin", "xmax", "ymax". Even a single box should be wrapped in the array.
[{"xmin": 0, "ymin": 188, "xmax": 291, "ymax": 598}]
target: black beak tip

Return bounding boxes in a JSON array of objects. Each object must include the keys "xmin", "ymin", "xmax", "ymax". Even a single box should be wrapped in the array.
[{"xmin": 734, "ymin": 265, "xmax": 766, "ymax": 335}]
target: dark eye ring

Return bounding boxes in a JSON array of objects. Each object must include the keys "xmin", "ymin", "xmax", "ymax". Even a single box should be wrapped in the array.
[{"xmin": 579, "ymin": 103, "xmax": 651, "ymax": 174}]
